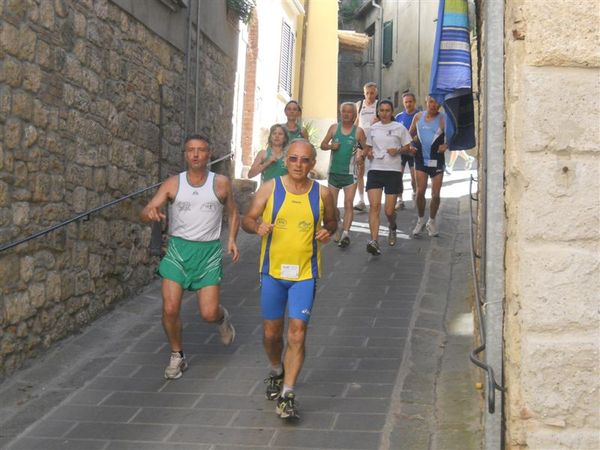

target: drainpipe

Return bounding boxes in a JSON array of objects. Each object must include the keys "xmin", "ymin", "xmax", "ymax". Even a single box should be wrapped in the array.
[
  {"xmin": 194, "ymin": 0, "xmax": 202, "ymax": 132},
  {"xmin": 483, "ymin": 0, "xmax": 505, "ymax": 448},
  {"xmin": 371, "ymin": 0, "xmax": 382, "ymax": 94},
  {"xmin": 182, "ymin": 0, "xmax": 193, "ymax": 168},
  {"xmin": 417, "ymin": 0, "xmax": 421, "ymax": 100},
  {"xmin": 298, "ymin": 0, "xmax": 310, "ymax": 105}
]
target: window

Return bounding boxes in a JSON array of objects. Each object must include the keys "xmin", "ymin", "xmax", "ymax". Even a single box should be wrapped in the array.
[
  {"xmin": 279, "ymin": 21, "xmax": 295, "ymax": 96},
  {"xmin": 365, "ymin": 23, "xmax": 375, "ymax": 63},
  {"xmin": 158, "ymin": 0, "xmax": 188, "ymax": 11},
  {"xmin": 382, "ymin": 20, "xmax": 393, "ymax": 66}
]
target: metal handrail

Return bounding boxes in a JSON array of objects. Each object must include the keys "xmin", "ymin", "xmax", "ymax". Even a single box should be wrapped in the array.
[
  {"xmin": 0, "ymin": 152, "xmax": 234, "ymax": 254},
  {"xmin": 468, "ymin": 174, "xmax": 505, "ymax": 413}
]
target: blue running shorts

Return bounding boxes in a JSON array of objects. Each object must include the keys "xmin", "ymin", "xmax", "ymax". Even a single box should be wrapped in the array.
[{"xmin": 260, "ymin": 274, "xmax": 316, "ymax": 323}]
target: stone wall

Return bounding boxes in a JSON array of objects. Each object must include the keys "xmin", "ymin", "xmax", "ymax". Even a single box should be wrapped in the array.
[
  {"xmin": 0, "ymin": 0, "xmax": 237, "ymax": 376},
  {"xmin": 503, "ymin": 1, "xmax": 600, "ymax": 448}
]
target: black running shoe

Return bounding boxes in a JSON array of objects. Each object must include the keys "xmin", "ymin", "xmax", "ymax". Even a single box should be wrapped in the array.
[
  {"xmin": 276, "ymin": 392, "xmax": 299, "ymax": 419},
  {"xmin": 366, "ymin": 240, "xmax": 381, "ymax": 255},
  {"xmin": 264, "ymin": 371, "xmax": 284, "ymax": 400},
  {"xmin": 388, "ymin": 227, "xmax": 397, "ymax": 246},
  {"xmin": 338, "ymin": 235, "xmax": 350, "ymax": 248}
]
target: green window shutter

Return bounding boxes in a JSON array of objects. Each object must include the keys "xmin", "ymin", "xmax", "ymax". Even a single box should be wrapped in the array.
[{"xmin": 383, "ymin": 20, "xmax": 393, "ymax": 66}]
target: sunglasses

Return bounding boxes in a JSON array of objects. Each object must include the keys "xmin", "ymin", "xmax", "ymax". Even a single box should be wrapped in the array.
[{"xmin": 287, "ymin": 155, "xmax": 313, "ymax": 164}]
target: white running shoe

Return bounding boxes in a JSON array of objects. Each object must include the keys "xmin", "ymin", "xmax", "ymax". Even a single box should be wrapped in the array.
[
  {"xmin": 412, "ymin": 217, "xmax": 426, "ymax": 237},
  {"xmin": 353, "ymin": 200, "xmax": 366, "ymax": 212},
  {"xmin": 395, "ymin": 199, "xmax": 405, "ymax": 210},
  {"xmin": 426, "ymin": 218, "xmax": 439, "ymax": 237},
  {"xmin": 333, "ymin": 220, "xmax": 343, "ymax": 242},
  {"xmin": 164, "ymin": 352, "xmax": 188, "ymax": 379},
  {"xmin": 218, "ymin": 307, "xmax": 236, "ymax": 346},
  {"xmin": 465, "ymin": 156, "xmax": 475, "ymax": 170}
]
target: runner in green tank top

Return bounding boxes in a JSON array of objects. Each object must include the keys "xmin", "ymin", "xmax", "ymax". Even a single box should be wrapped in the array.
[
  {"xmin": 320, "ymin": 102, "xmax": 367, "ymax": 248},
  {"xmin": 248, "ymin": 124, "xmax": 289, "ymax": 182},
  {"xmin": 282, "ymin": 100, "xmax": 308, "ymax": 142}
]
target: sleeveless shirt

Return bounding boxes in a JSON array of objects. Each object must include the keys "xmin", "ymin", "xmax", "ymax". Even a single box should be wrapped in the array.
[
  {"xmin": 329, "ymin": 124, "xmax": 357, "ymax": 175},
  {"xmin": 416, "ymin": 113, "xmax": 444, "ymax": 162},
  {"xmin": 357, "ymin": 100, "xmax": 377, "ymax": 131},
  {"xmin": 169, "ymin": 171, "xmax": 223, "ymax": 241},
  {"xmin": 284, "ymin": 123, "xmax": 304, "ymax": 142},
  {"xmin": 259, "ymin": 177, "xmax": 323, "ymax": 281},
  {"xmin": 261, "ymin": 147, "xmax": 288, "ymax": 182}
]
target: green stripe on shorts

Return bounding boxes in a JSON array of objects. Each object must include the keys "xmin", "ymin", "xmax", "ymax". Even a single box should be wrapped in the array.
[{"xmin": 158, "ymin": 236, "xmax": 223, "ymax": 290}]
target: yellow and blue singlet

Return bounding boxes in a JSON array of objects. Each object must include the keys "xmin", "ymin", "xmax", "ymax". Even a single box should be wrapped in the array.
[{"xmin": 259, "ymin": 177, "xmax": 323, "ymax": 281}]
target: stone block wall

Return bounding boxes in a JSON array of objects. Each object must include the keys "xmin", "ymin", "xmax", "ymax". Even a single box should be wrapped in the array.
[
  {"xmin": 0, "ymin": 0, "xmax": 237, "ymax": 376},
  {"xmin": 503, "ymin": 1, "xmax": 600, "ymax": 448}
]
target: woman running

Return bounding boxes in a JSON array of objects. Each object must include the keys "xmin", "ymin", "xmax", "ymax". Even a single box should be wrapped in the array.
[
  {"xmin": 248, "ymin": 124, "xmax": 289, "ymax": 182},
  {"xmin": 282, "ymin": 100, "xmax": 309, "ymax": 142},
  {"xmin": 363, "ymin": 100, "xmax": 413, "ymax": 255}
]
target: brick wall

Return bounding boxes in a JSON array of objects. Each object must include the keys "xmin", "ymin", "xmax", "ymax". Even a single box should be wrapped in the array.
[
  {"xmin": 240, "ymin": 15, "xmax": 258, "ymax": 173},
  {"xmin": 0, "ymin": 0, "xmax": 236, "ymax": 375}
]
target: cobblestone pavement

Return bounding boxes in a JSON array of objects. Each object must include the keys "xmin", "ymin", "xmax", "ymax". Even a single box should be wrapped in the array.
[{"xmin": 0, "ymin": 172, "xmax": 483, "ymax": 450}]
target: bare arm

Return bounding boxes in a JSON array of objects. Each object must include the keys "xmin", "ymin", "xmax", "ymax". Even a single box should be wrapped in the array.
[
  {"xmin": 438, "ymin": 115, "xmax": 448, "ymax": 152},
  {"xmin": 355, "ymin": 127, "xmax": 367, "ymax": 164},
  {"xmin": 409, "ymin": 112, "xmax": 421, "ymax": 138},
  {"xmin": 301, "ymin": 127, "xmax": 309, "ymax": 140},
  {"xmin": 215, "ymin": 175, "xmax": 240, "ymax": 262},
  {"xmin": 241, "ymin": 180, "xmax": 275, "ymax": 237},
  {"xmin": 315, "ymin": 186, "xmax": 337, "ymax": 243},
  {"xmin": 247, "ymin": 150, "xmax": 268, "ymax": 179},
  {"xmin": 140, "ymin": 175, "xmax": 178, "ymax": 222},
  {"xmin": 319, "ymin": 124, "xmax": 339, "ymax": 151}
]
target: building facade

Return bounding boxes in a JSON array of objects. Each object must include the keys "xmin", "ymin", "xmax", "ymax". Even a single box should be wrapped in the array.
[
  {"xmin": 475, "ymin": 1, "xmax": 599, "ymax": 448},
  {"xmin": 233, "ymin": 0, "xmax": 338, "ymax": 180},
  {"xmin": 502, "ymin": 1, "xmax": 599, "ymax": 448},
  {"xmin": 338, "ymin": 0, "xmax": 437, "ymax": 110}
]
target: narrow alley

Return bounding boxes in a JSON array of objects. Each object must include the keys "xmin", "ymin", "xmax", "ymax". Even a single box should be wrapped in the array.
[{"xmin": 0, "ymin": 170, "xmax": 482, "ymax": 450}]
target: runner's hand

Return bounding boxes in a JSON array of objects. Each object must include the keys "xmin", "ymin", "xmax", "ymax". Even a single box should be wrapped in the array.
[
  {"xmin": 315, "ymin": 228, "xmax": 332, "ymax": 243},
  {"xmin": 228, "ymin": 241, "xmax": 240, "ymax": 263},
  {"xmin": 145, "ymin": 206, "xmax": 166, "ymax": 222},
  {"xmin": 438, "ymin": 144, "xmax": 448, "ymax": 153},
  {"xmin": 256, "ymin": 222, "xmax": 274, "ymax": 236}
]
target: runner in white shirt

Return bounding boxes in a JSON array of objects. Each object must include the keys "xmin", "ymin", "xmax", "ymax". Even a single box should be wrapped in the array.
[
  {"xmin": 363, "ymin": 100, "xmax": 414, "ymax": 256},
  {"xmin": 353, "ymin": 82, "xmax": 378, "ymax": 212}
]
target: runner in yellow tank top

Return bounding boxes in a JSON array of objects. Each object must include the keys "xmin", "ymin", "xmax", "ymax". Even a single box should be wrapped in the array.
[
  {"xmin": 259, "ymin": 176, "xmax": 323, "ymax": 280},
  {"xmin": 242, "ymin": 140, "xmax": 337, "ymax": 420}
]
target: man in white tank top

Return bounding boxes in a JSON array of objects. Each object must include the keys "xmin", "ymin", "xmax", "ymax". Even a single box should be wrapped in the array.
[
  {"xmin": 141, "ymin": 134, "xmax": 240, "ymax": 380},
  {"xmin": 353, "ymin": 82, "xmax": 379, "ymax": 212}
]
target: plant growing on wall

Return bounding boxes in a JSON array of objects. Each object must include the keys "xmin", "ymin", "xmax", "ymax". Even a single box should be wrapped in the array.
[
  {"xmin": 227, "ymin": 0, "xmax": 256, "ymax": 24},
  {"xmin": 303, "ymin": 120, "xmax": 321, "ymax": 150}
]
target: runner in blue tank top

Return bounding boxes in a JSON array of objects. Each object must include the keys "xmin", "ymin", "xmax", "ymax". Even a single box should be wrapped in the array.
[
  {"xmin": 394, "ymin": 92, "xmax": 419, "ymax": 209},
  {"xmin": 408, "ymin": 96, "xmax": 448, "ymax": 238}
]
